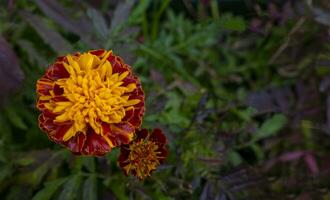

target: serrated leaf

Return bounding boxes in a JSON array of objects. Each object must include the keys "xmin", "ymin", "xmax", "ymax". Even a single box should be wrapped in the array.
[
  {"xmin": 87, "ymin": 8, "xmax": 109, "ymax": 39},
  {"xmin": 110, "ymin": 1, "xmax": 135, "ymax": 32},
  {"xmin": 32, "ymin": 178, "xmax": 68, "ymax": 200},
  {"xmin": 255, "ymin": 114, "xmax": 287, "ymax": 140},
  {"xmin": 83, "ymin": 175, "xmax": 97, "ymax": 200},
  {"xmin": 20, "ymin": 11, "xmax": 72, "ymax": 54}
]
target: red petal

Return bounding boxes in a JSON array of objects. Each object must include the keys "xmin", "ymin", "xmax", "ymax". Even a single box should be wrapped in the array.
[
  {"xmin": 38, "ymin": 114, "xmax": 56, "ymax": 132},
  {"xmin": 118, "ymin": 145, "xmax": 130, "ymax": 169},
  {"xmin": 129, "ymin": 106, "xmax": 144, "ymax": 127},
  {"xmin": 135, "ymin": 128, "xmax": 148, "ymax": 141},
  {"xmin": 52, "ymin": 124, "xmax": 71, "ymax": 142},
  {"xmin": 122, "ymin": 108, "xmax": 134, "ymax": 122},
  {"xmin": 122, "ymin": 76, "xmax": 138, "ymax": 87},
  {"xmin": 53, "ymin": 84, "xmax": 64, "ymax": 95},
  {"xmin": 55, "ymin": 56, "xmax": 67, "ymax": 63},
  {"xmin": 89, "ymin": 49, "xmax": 105, "ymax": 56},
  {"xmin": 106, "ymin": 123, "xmax": 135, "ymax": 146},
  {"xmin": 107, "ymin": 55, "xmax": 130, "ymax": 74},
  {"xmin": 101, "ymin": 122, "xmax": 111, "ymax": 134},
  {"xmin": 46, "ymin": 62, "xmax": 69, "ymax": 80},
  {"xmin": 36, "ymin": 77, "xmax": 53, "ymax": 95},
  {"xmin": 150, "ymin": 128, "xmax": 167, "ymax": 145},
  {"xmin": 66, "ymin": 133, "xmax": 86, "ymax": 155},
  {"xmin": 82, "ymin": 128, "xmax": 111, "ymax": 156},
  {"xmin": 158, "ymin": 147, "xmax": 168, "ymax": 164}
]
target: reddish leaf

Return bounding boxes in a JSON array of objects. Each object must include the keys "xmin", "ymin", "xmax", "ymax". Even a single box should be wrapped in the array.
[
  {"xmin": 20, "ymin": 11, "xmax": 73, "ymax": 54},
  {"xmin": 0, "ymin": 36, "xmax": 24, "ymax": 102},
  {"xmin": 304, "ymin": 153, "xmax": 319, "ymax": 175},
  {"xmin": 33, "ymin": 0, "xmax": 99, "ymax": 48}
]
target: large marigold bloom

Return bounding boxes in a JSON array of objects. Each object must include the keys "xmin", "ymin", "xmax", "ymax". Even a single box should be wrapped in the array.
[
  {"xmin": 118, "ymin": 128, "xmax": 168, "ymax": 180},
  {"xmin": 36, "ymin": 49, "xmax": 144, "ymax": 155}
]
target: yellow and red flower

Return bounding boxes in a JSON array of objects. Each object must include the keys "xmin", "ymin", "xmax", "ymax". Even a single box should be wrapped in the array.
[
  {"xmin": 36, "ymin": 49, "xmax": 144, "ymax": 155},
  {"xmin": 118, "ymin": 128, "xmax": 168, "ymax": 179}
]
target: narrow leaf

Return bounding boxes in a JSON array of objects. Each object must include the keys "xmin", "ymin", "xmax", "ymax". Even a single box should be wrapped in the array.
[
  {"xmin": 83, "ymin": 175, "xmax": 98, "ymax": 200},
  {"xmin": 32, "ymin": 178, "xmax": 68, "ymax": 200},
  {"xmin": 255, "ymin": 114, "xmax": 287, "ymax": 140},
  {"xmin": 20, "ymin": 11, "xmax": 72, "ymax": 54}
]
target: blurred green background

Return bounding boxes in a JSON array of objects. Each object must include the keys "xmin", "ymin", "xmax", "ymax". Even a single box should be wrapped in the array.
[{"xmin": 0, "ymin": 0, "xmax": 330, "ymax": 199}]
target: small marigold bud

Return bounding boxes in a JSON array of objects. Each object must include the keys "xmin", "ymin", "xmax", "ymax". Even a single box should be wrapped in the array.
[
  {"xmin": 118, "ymin": 128, "xmax": 168, "ymax": 180},
  {"xmin": 36, "ymin": 49, "xmax": 144, "ymax": 156}
]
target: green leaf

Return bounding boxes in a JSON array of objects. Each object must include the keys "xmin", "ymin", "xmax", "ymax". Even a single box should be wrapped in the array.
[
  {"xmin": 4, "ymin": 105, "xmax": 28, "ymax": 130},
  {"xmin": 58, "ymin": 174, "xmax": 83, "ymax": 200},
  {"xmin": 16, "ymin": 157, "xmax": 35, "ymax": 166},
  {"xmin": 218, "ymin": 14, "xmax": 246, "ymax": 32},
  {"xmin": 255, "ymin": 114, "xmax": 287, "ymax": 140},
  {"xmin": 129, "ymin": 0, "xmax": 150, "ymax": 24},
  {"xmin": 83, "ymin": 175, "xmax": 98, "ymax": 200},
  {"xmin": 33, "ymin": 163, "xmax": 49, "ymax": 186},
  {"xmin": 32, "ymin": 178, "xmax": 68, "ymax": 200},
  {"xmin": 227, "ymin": 150, "xmax": 243, "ymax": 166},
  {"xmin": 83, "ymin": 157, "xmax": 96, "ymax": 172}
]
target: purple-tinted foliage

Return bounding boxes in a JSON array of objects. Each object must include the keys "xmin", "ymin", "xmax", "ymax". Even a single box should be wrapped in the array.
[{"xmin": 0, "ymin": 36, "xmax": 24, "ymax": 104}]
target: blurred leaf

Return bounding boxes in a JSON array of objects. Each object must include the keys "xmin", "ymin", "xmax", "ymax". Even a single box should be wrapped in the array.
[
  {"xmin": 254, "ymin": 114, "xmax": 287, "ymax": 140},
  {"xmin": 16, "ymin": 158, "xmax": 35, "ymax": 166},
  {"xmin": 87, "ymin": 8, "xmax": 109, "ymax": 39},
  {"xmin": 4, "ymin": 105, "xmax": 28, "ymax": 130},
  {"xmin": 83, "ymin": 175, "xmax": 98, "ymax": 200},
  {"xmin": 33, "ymin": 163, "xmax": 50, "ymax": 186},
  {"xmin": 218, "ymin": 14, "xmax": 246, "ymax": 32},
  {"xmin": 311, "ymin": 6, "xmax": 330, "ymax": 27},
  {"xmin": 83, "ymin": 157, "xmax": 96, "ymax": 173},
  {"xmin": 58, "ymin": 174, "xmax": 83, "ymax": 200},
  {"xmin": 33, "ymin": 0, "xmax": 98, "ymax": 48},
  {"xmin": 20, "ymin": 11, "xmax": 73, "ymax": 54},
  {"xmin": 129, "ymin": 0, "xmax": 150, "ymax": 24},
  {"xmin": 0, "ymin": 36, "xmax": 24, "ymax": 101},
  {"xmin": 227, "ymin": 150, "xmax": 243, "ymax": 166},
  {"xmin": 32, "ymin": 178, "xmax": 68, "ymax": 200},
  {"xmin": 304, "ymin": 154, "xmax": 319, "ymax": 175},
  {"xmin": 17, "ymin": 39, "xmax": 47, "ymax": 67},
  {"xmin": 110, "ymin": 0, "xmax": 135, "ymax": 32}
]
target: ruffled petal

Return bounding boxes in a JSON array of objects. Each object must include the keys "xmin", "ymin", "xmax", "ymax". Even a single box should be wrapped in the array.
[
  {"xmin": 150, "ymin": 128, "xmax": 167, "ymax": 145},
  {"xmin": 106, "ymin": 123, "xmax": 135, "ymax": 146},
  {"xmin": 36, "ymin": 49, "xmax": 145, "ymax": 155},
  {"xmin": 135, "ymin": 128, "xmax": 148, "ymax": 141},
  {"xmin": 36, "ymin": 77, "xmax": 53, "ymax": 96},
  {"xmin": 82, "ymin": 128, "xmax": 111, "ymax": 156}
]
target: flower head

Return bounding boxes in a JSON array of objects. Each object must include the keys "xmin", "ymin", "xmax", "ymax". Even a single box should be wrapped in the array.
[
  {"xmin": 36, "ymin": 49, "xmax": 144, "ymax": 155},
  {"xmin": 118, "ymin": 128, "xmax": 168, "ymax": 180}
]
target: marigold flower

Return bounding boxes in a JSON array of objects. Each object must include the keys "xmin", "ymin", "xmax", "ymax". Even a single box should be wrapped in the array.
[
  {"xmin": 36, "ymin": 49, "xmax": 144, "ymax": 155},
  {"xmin": 118, "ymin": 128, "xmax": 168, "ymax": 180}
]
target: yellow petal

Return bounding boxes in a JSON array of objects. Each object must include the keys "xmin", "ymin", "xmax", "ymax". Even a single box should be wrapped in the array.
[
  {"xmin": 124, "ymin": 99, "xmax": 140, "ymax": 107},
  {"xmin": 63, "ymin": 126, "xmax": 75, "ymax": 141},
  {"xmin": 78, "ymin": 53, "xmax": 94, "ymax": 70},
  {"xmin": 118, "ymin": 71, "xmax": 129, "ymax": 81}
]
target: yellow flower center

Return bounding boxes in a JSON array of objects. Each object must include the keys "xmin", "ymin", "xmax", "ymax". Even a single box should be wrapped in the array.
[
  {"xmin": 44, "ymin": 51, "xmax": 140, "ymax": 143},
  {"xmin": 124, "ymin": 140, "xmax": 162, "ymax": 179}
]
